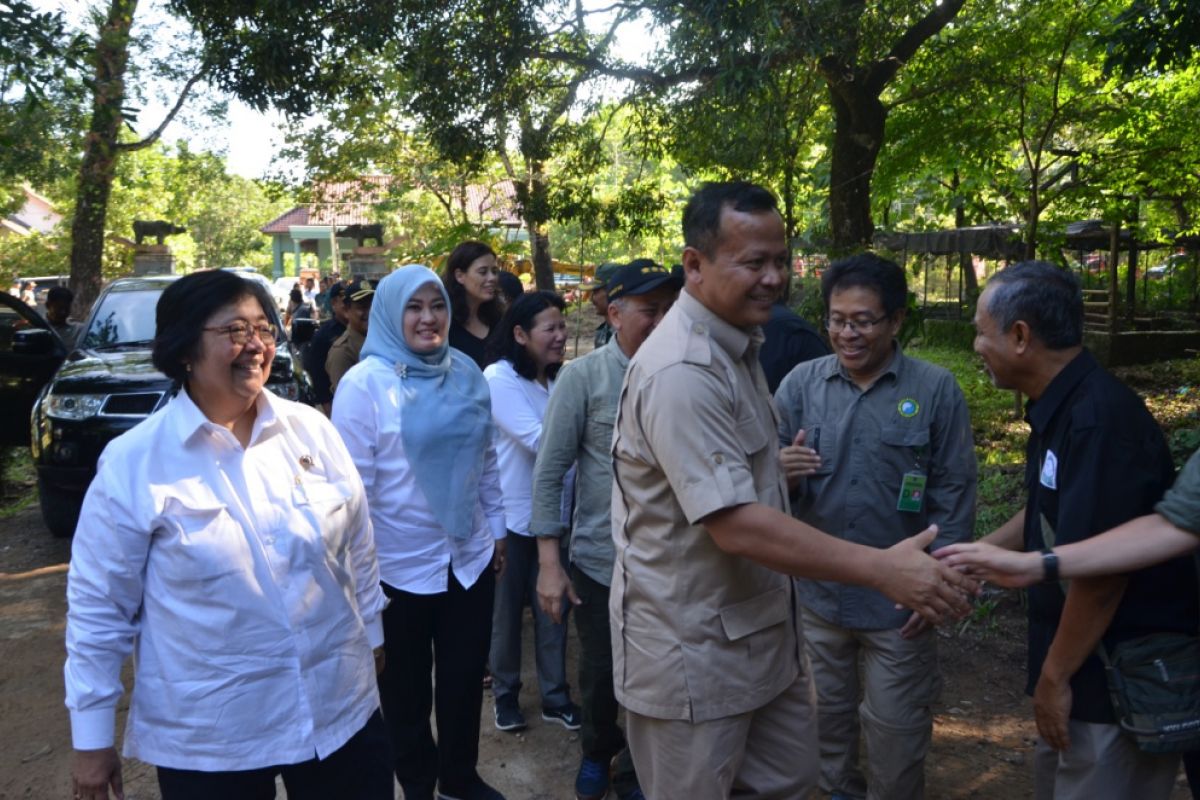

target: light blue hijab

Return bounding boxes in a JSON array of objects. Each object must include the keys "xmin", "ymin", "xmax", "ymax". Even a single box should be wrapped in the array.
[{"xmin": 361, "ymin": 264, "xmax": 493, "ymax": 540}]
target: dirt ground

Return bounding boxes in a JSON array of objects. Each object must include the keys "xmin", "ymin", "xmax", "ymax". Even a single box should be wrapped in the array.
[{"xmin": 3, "ymin": 505, "xmax": 1191, "ymax": 800}]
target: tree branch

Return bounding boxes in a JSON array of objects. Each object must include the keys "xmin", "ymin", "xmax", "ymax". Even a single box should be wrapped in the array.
[
  {"xmin": 865, "ymin": 0, "xmax": 967, "ymax": 94},
  {"xmin": 115, "ymin": 69, "xmax": 205, "ymax": 152}
]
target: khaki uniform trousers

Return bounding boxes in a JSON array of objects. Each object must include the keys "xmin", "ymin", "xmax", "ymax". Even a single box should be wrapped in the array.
[
  {"xmin": 1033, "ymin": 721, "xmax": 1179, "ymax": 800},
  {"xmin": 625, "ymin": 670, "xmax": 819, "ymax": 800},
  {"xmin": 801, "ymin": 608, "xmax": 940, "ymax": 800}
]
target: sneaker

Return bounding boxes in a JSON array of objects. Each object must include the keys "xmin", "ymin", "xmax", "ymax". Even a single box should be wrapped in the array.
[
  {"xmin": 542, "ymin": 702, "xmax": 582, "ymax": 730},
  {"xmin": 493, "ymin": 695, "xmax": 527, "ymax": 732},
  {"xmin": 617, "ymin": 791, "xmax": 645, "ymax": 800},
  {"xmin": 574, "ymin": 756, "xmax": 609, "ymax": 800},
  {"xmin": 437, "ymin": 777, "xmax": 506, "ymax": 800}
]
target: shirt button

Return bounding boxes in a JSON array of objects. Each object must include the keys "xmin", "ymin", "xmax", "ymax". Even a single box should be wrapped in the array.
[
  {"xmin": 714, "ymin": 453, "xmax": 724, "ymax": 464},
  {"xmin": 854, "ymin": 438, "xmax": 860, "ymax": 444},
  {"xmin": 850, "ymin": 479, "xmax": 858, "ymax": 485},
  {"xmin": 848, "ymin": 522, "xmax": 856, "ymax": 529}
]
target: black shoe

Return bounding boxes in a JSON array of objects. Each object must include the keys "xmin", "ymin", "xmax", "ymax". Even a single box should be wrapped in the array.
[
  {"xmin": 493, "ymin": 694, "xmax": 527, "ymax": 732},
  {"xmin": 541, "ymin": 701, "xmax": 582, "ymax": 730},
  {"xmin": 437, "ymin": 776, "xmax": 506, "ymax": 800}
]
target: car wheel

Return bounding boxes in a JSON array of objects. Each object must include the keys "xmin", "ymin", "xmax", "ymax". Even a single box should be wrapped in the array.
[{"xmin": 38, "ymin": 476, "xmax": 83, "ymax": 538}]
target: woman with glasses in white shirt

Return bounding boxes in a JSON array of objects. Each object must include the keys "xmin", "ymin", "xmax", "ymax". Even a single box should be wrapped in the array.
[
  {"xmin": 332, "ymin": 265, "xmax": 508, "ymax": 800},
  {"xmin": 483, "ymin": 291, "xmax": 579, "ymax": 734},
  {"xmin": 66, "ymin": 270, "xmax": 391, "ymax": 800}
]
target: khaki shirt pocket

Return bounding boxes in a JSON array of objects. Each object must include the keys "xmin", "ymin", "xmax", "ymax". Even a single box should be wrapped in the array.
[
  {"xmin": 736, "ymin": 413, "xmax": 770, "ymax": 456},
  {"xmin": 719, "ymin": 585, "xmax": 790, "ymax": 640}
]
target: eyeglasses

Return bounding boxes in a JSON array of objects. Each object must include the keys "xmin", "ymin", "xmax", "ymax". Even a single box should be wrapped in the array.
[
  {"xmin": 204, "ymin": 321, "xmax": 278, "ymax": 345},
  {"xmin": 824, "ymin": 315, "xmax": 889, "ymax": 334}
]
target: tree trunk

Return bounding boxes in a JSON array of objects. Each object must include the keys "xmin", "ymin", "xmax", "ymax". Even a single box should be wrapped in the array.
[
  {"xmin": 1023, "ymin": 180, "xmax": 1040, "ymax": 261},
  {"xmin": 826, "ymin": 84, "xmax": 885, "ymax": 254},
  {"xmin": 952, "ymin": 172, "xmax": 980, "ymax": 305},
  {"xmin": 525, "ymin": 159, "xmax": 555, "ymax": 292},
  {"xmin": 68, "ymin": 0, "xmax": 138, "ymax": 319},
  {"xmin": 530, "ymin": 227, "xmax": 554, "ymax": 291}
]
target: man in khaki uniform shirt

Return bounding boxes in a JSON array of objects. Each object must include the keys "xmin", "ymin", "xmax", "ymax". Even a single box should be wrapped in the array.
[
  {"xmin": 326, "ymin": 279, "xmax": 373, "ymax": 395},
  {"xmin": 610, "ymin": 181, "xmax": 977, "ymax": 799}
]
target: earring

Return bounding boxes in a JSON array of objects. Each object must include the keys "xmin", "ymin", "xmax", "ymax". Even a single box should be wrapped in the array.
[{"xmin": 185, "ymin": 363, "xmax": 192, "ymax": 373}]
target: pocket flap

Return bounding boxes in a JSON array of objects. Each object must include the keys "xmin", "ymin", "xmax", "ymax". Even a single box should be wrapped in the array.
[
  {"xmin": 735, "ymin": 414, "xmax": 770, "ymax": 454},
  {"xmin": 880, "ymin": 425, "xmax": 931, "ymax": 448},
  {"xmin": 719, "ymin": 586, "xmax": 790, "ymax": 641},
  {"xmin": 294, "ymin": 480, "xmax": 352, "ymax": 509}
]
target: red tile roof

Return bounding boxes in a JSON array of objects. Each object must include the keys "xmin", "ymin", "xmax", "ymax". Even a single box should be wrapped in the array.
[{"xmin": 260, "ymin": 177, "xmax": 523, "ymax": 236}]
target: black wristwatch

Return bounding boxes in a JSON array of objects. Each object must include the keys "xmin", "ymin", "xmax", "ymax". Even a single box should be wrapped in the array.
[{"xmin": 1040, "ymin": 547, "xmax": 1060, "ymax": 583}]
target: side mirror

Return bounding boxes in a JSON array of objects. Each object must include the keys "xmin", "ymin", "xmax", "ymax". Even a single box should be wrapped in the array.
[
  {"xmin": 291, "ymin": 317, "xmax": 318, "ymax": 345},
  {"xmin": 13, "ymin": 328, "xmax": 57, "ymax": 355}
]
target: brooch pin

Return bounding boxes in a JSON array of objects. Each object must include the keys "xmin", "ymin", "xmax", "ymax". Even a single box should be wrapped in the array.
[
  {"xmin": 299, "ymin": 454, "xmax": 314, "ymax": 470},
  {"xmin": 395, "ymin": 363, "xmax": 408, "ymax": 379}
]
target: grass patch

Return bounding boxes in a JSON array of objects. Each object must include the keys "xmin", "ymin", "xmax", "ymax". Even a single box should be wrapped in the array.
[{"xmin": 0, "ymin": 446, "xmax": 38, "ymax": 518}]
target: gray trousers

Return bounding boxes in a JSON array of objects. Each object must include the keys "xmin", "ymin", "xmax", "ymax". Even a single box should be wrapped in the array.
[
  {"xmin": 489, "ymin": 532, "xmax": 571, "ymax": 709},
  {"xmin": 1033, "ymin": 720, "xmax": 1179, "ymax": 800},
  {"xmin": 802, "ymin": 607, "xmax": 941, "ymax": 800}
]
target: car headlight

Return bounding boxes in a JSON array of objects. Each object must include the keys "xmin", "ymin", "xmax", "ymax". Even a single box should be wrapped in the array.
[{"xmin": 43, "ymin": 393, "xmax": 106, "ymax": 420}]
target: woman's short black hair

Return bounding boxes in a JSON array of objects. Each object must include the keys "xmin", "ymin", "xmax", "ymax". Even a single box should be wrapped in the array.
[
  {"xmin": 487, "ymin": 290, "xmax": 565, "ymax": 381},
  {"xmin": 153, "ymin": 270, "xmax": 275, "ymax": 384},
  {"xmin": 442, "ymin": 240, "xmax": 502, "ymax": 328}
]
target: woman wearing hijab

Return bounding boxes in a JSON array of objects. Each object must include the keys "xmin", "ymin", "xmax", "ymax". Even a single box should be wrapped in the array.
[
  {"xmin": 332, "ymin": 265, "xmax": 508, "ymax": 800},
  {"xmin": 66, "ymin": 270, "xmax": 390, "ymax": 800}
]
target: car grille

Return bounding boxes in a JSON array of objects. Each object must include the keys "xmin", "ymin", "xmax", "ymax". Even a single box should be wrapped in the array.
[{"xmin": 100, "ymin": 392, "xmax": 165, "ymax": 417}]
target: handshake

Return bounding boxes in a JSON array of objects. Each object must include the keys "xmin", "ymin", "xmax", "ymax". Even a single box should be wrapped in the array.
[{"xmin": 868, "ymin": 525, "xmax": 983, "ymax": 638}]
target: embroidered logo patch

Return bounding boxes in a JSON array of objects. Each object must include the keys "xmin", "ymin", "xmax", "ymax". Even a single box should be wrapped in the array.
[{"xmin": 897, "ymin": 398, "xmax": 920, "ymax": 418}]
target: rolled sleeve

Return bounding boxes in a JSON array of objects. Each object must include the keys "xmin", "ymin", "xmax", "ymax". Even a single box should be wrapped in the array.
[
  {"xmin": 638, "ymin": 366, "xmax": 760, "ymax": 524},
  {"xmin": 1156, "ymin": 449, "xmax": 1200, "ymax": 535}
]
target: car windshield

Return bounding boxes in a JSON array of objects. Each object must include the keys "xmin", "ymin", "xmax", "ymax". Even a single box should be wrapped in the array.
[
  {"xmin": 79, "ymin": 284, "xmax": 287, "ymax": 350},
  {"xmin": 80, "ymin": 289, "xmax": 162, "ymax": 349}
]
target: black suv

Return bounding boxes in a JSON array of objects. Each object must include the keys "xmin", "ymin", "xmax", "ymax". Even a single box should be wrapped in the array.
[{"xmin": 0, "ymin": 275, "xmax": 314, "ymax": 537}]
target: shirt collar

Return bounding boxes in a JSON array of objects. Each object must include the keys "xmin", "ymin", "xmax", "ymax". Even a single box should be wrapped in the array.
[
  {"xmin": 1026, "ymin": 349, "xmax": 1096, "ymax": 433},
  {"xmin": 678, "ymin": 289, "xmax": 760, "ymax": 360},
  {"xmin": 169, "ymin": 386, "xmax": 284, "ymax": 447},
  {"xmin": 604, "ymin": 337, "xmax": 631, "ymax": 369}
]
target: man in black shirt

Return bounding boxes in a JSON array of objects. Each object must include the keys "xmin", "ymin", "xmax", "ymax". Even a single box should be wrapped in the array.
[
  {"xmin": 971, "ymin": 261, "xmax": 1195, "ymax": 798},
  {"xmin": 304, "ymin": 280, "xmax": 348, "ymax": 415},
  {"xmin": 759, "ymin": 298, "xmax": 829, "ymax": 394}
]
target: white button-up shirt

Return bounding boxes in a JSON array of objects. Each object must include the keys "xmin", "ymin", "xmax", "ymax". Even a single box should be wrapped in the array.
[
  {"xmin": 65, "ymin": 389, "xmax": 386, "ymax": 771},
  {"xmin": 484, "ymin": 359, "xmax": 553, "ymax": 536},
  {"xmin": 332, "ymin": 356, "xmax": 507, "ymax": 594}
]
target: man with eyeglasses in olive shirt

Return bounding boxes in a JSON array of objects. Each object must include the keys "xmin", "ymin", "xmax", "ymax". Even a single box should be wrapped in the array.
[{"xmin": 774, "ymin": 253, "xmax": 976, "ymax": 800}]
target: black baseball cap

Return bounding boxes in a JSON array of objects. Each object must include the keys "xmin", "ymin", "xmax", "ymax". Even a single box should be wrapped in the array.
[
  {"xmin": 606, "ymin": 259, "xmax": 683, "ymax": 301},
  {"xmin": 347, "ymin": 279, "xmax": 376, "ymax": 303}
]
